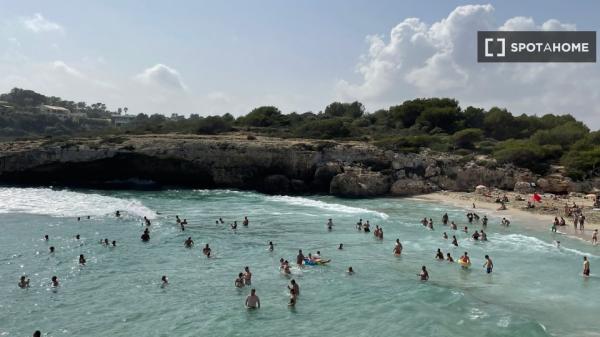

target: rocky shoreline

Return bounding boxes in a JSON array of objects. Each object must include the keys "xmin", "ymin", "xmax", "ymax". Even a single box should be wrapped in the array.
[{"xmin": 0, "ymin": 133, "xmax": 598, "ymax": 197}]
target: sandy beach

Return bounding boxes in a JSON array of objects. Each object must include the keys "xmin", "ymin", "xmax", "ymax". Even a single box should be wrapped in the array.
[{"xmin": 415, "ymin": 190, "xmax": 600, "ymax": 243}]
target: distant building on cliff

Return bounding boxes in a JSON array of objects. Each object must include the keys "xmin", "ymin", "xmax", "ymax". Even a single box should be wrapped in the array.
[
  {"xmin": 39, "ymin": 104, "xmax": 86, "ymax": 122},
  {"xmin": 110, "ymin": 114, "xmax": 136, "ymax": 127}
]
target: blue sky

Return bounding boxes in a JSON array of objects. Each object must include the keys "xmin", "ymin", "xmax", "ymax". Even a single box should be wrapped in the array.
[{"xmin": 1, "ymin": 1, "xmax": 599, "ymax": 128}]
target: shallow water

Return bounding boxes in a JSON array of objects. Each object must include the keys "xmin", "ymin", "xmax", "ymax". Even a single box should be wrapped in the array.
[{"xmin": 0, "ymin": 187, "xmax": 598, "ymax": 337}]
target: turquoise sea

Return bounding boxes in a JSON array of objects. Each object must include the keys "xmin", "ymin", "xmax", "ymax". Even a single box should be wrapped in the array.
[{"xmin": 0, "ymin": 187, "xmax": 598, "ymax": 337}]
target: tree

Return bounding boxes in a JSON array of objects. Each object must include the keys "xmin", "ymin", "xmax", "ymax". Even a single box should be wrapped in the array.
[
  {"xmin": 237, "ymin": 106, "xmax": 282, "ymax": 127},
  {"xmin": 483, "ymin": 107, "xmax": 518, "ymax": 140},
  {"xmin": 323, "ymin": 101, "xmax": 364, "ymax": 119},
  {"xmin": 452, "ymin": 128, "xmax": 483, "ymax": 149}
]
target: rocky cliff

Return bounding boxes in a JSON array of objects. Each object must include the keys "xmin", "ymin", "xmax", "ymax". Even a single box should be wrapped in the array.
[{"xmin": 0, "ymin": 134, "xmax": 596, "ymax": 196}]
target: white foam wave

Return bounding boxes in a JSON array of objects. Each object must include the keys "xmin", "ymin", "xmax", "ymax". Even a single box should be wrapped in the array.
[
  {"xmin": 493, "ymin": 233, "xmax": 595, "ymax": 257},
  {"xmin": 0, "ymin": 187, "xmax": 156, "ymax": 219},
  {"xmin": 265, "ymin": 195, "xmax": 389, "ymax": 219}
]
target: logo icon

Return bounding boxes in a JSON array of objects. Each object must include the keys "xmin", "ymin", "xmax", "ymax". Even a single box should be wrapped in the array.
[{"xmin": 484, "ymin": 37, "xmax": 505, "ymax": 57}]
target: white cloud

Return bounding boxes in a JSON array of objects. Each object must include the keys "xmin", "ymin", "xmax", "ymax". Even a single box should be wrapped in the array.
[
  {"xmin": 336, "ymin": 4, "xmax": 600, "ymax": 129},
  {"xmin": 52, "ymin": 60, "xmax": 84, "ymax": 78},
  {"xmin": 22, "ymin": 13, "xmax": 64, "ymax": 33},
  {"xmin": 135, "ymin": 64, "xmax": 187, "ymax": 91}
]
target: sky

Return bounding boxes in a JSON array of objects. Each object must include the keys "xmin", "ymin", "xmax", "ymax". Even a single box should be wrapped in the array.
[{"xmin": 1, "ymin": 0, "xmax": 599, "ymax": 128}]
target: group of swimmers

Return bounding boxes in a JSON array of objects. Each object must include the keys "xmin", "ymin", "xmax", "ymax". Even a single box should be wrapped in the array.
[{"xmin": 21, "ymin": 204, "xmax": 595, "ymax": 323}]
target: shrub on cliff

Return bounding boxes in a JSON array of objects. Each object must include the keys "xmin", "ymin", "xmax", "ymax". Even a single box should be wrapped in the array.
[
  {"xmin": 452, "ymin": 128, "xmax": 483, "ymax": 149},
  {"xmin": 493, "ymin": 140, "xmax": 561, "ymax": 173},
  {"xmin": 374, "ymin": 135, "xmax": 442, "ymax": 152},
  {"xmin": 196, "ymin": 116, "xmax": 232, "ymax": 134},
  {"xmin": 237, "ymin": 106, "xmax": 284, "ymax": 127},
  {"xmin": 293, "ymin": 118, "xmax": 352, "ymax": 139},
  {"xmin": 562, "ymin": 131, "xmax": 600, "ymax": 179}
]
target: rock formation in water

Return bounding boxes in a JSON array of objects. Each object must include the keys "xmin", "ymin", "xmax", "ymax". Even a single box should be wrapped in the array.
[{"xmin": 0, "ymin": 134, "xmax": 597, "ymax": 196}]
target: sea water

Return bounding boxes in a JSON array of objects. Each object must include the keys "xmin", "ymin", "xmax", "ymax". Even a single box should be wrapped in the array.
[{"xmin": 0, "ymin": 187, "xmax": 598, "ymax": 337}]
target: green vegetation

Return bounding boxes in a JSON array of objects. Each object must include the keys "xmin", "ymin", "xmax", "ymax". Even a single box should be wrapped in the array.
[{"xmin": 1, "ymin": 87, "xmax": 598, "ymax": 180}]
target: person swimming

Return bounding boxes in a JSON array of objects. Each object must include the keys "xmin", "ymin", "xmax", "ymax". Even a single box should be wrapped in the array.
[
  {"xmin": 143, "ymin": 216, "xmax": 151, "ymax": 226},
  {"xmin": 452, "ymin": 236, "xmax": 458, "ymax": 247},
  {"xmin": 75, "ymin": 234, "xmax": 80, "ymax": 240},
  {"xmin": 442, "ymin": 213, "xmax": 449, "ymax": 225},
  {"xmin": 463, "ymin": 226, "xmax": 468, "ymax": 233},
  {"xmin": 231, "ymin": 222, "xmax": 237, "ymax": 230},
  {"xmin": 347, "ymin": 267, "xmax": 354, "ymax": 275},
  {"xmin": 49, "ymin": 246, "xmax": 55, "ymax": 254},
  {"xmin": 111, "ymin": 240, "xmax": 116, "ymax": 247},
  {"xmin": 459, "ymin": 252, "xmax": 471, "ymax": 266},
  {"xmin": 419, "ymin": 266, "xmax": 429, "ymax": 281},
  {"xmin": 44, "ymin": 235, "xmax": 49, "ymax": 241},
  {"xmin": 203, "ymin": 244, "xmax": 211, "ymax": 257},
  {"xmin": 176, "ymin": 215, "xmax": 181, "ymax": 224},
  {"xmin": 435, "ymin": 249, "xmax": 444, "ymax": 260},
  {"xmin": 103, "ymin": 238, "xmax": 109, "ymax": 246},
  {"xmin": 363, "ymin": 221, "xmax": 370, "ymax": 233},
  {"xmin": 338, "ymin": 243, "xmax": 343, "ymax": 250},
  {"xmin": 243, "ymin": 216, "xmax": 249, "ymax": 226},
  {"xmin": 326, "ymin": 218, "xmax": 334, "ymax": 230},
  {"xmin": 161, "ymin": 275, "xmax": 168, "ymax": 288},
  {"xmin": 79, "ymin": 254, "xmax": 86, "ymax": 265},
  {"xmin": 450, "ymin": 221, "xmax": 457, "ymax": 230},
  {"xmin": 472, "ymin": 230, "xmax": 480, "ymax": 241},
  {"xmin": 480, "ymin": 230, "xmax": 487, "ymax": 241},
  {"xmin": 219, "ymin": 218, "xmax": 224, "ymax": 224},
  {"xmin": 141, "ymin": 228, "xmax": 150, "ymax": 242},
  {"xmin": 184, "ymin": 237, "xmax": 194, "ymax": 248},
  {"xmin": 33, "ymin": 331, "xmax": 41, "ymax": 337},
  {"xmin": 18, "ymin": 276, "xmax": 30, "ymax": 288},
  {"xmin": 446, "ymin": 253, "xmax": 454, "ymax": 262},
  {"xmin": 115, "ymin": 210, "xmax": 121, "ymax": 217},
  {"xmin": 443, "ymin": 232, "xmax": 448, "ymax": 239},
  {"xmin": 268, "ymin": 241, "xmax": 274, "ymax": 251},
  {"xmin": 51, "ymin": 276, "xmax": 59, "ymax": 287},
  {"xmin": 356, "ymin": 219, "xmax": 363, "ymax": 230},
  {"xmin": 235, "ymin": 273, "xmax": 245, "ymax": 288}
]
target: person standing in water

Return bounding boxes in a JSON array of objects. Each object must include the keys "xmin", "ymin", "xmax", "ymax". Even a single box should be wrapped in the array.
[
  {"xmin": 326, "ymin": 218, "xmax": 334, "ymax": 230},
  {"xmin": 79, "ymin": 254, "xmax": 86, "ymax": 265},
  {"xmin": 51, "ymin": 276, "xmax": 59, "ymax": 287},
  {"xmin": 435, "ymin": 249, "xmax": 444, "ymax": 260},
  {"xmin": 296, "ymin": 250, "xmax": 305, "ymax": 267},
  {"xmin": 452, "ymin": 236, "xmax": 458, "ymax": 247},
  {"xmin": 243, "ymin": 217, "xmax": 249, "ymax": 226},
  {"xmin": 338, "ymin": 243, "xmax": 344, "ymax": 250},
  {"xmin": 268, "ymin": 241, "xmax": 274, "ymax": 251},
  {"xmin": 484, "ymin": 255, "xmax": 493, "ymax": 273},
  {"xmin": 203, "ymin": 244, "xmax": 211, "ymax": 257},
  {"xmin": 442, "ymin": 213, "xmax": 449, "ymax": 225},
  {"xmin": 592, "ymin": 229, "xmax": 598, "ymax": 245},
  {"xmin": 288, "ymin": 279, "xmax": 300, "ymax": 296},
  {"xmin": 446, "ymin": 253, "xmax": 454, "ymax": 262},
  {"xmin": 245, "ymin": 289, "xmax": 260, "ymax": 309},
  {"xmin": 243, "ymin": 266, "xmax": 252, "ymax": 285},
  {"xmin": 393, "ymin": 239, "xmax": 403, "ymax": 256},
  {"xmin": 161, "ymin": 275, "xmax": 168, "ymax": 288},
  {"xmin": 235, "ymin": 273, "xmax": 245, "ymax": 288},
  {"xmin": 184, "ymin": 237, "xmax": 194, "ymax": 248},
  {"xmin": 482, "ymin": 215, "xmax": 488, "ymax": 227},
  {"xmin": 19, "ymin": 276, "xmax": 30, "ymax": 288},
  {"xmin": 419, "ymin": 266, "xmax": 429, "ymax": 281},
  {"xmin": 583, "ymin": 256, "xmax": 590, "ymax": 277}
]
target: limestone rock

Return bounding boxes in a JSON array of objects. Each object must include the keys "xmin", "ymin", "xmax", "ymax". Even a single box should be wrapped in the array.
[
  {"xmin": 329, "ymin": 171, "xmax": 391, "ymax": 197},
  {"xmin": 390, "ymin": 178, "xmax": 439, "ymax": 196}
]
